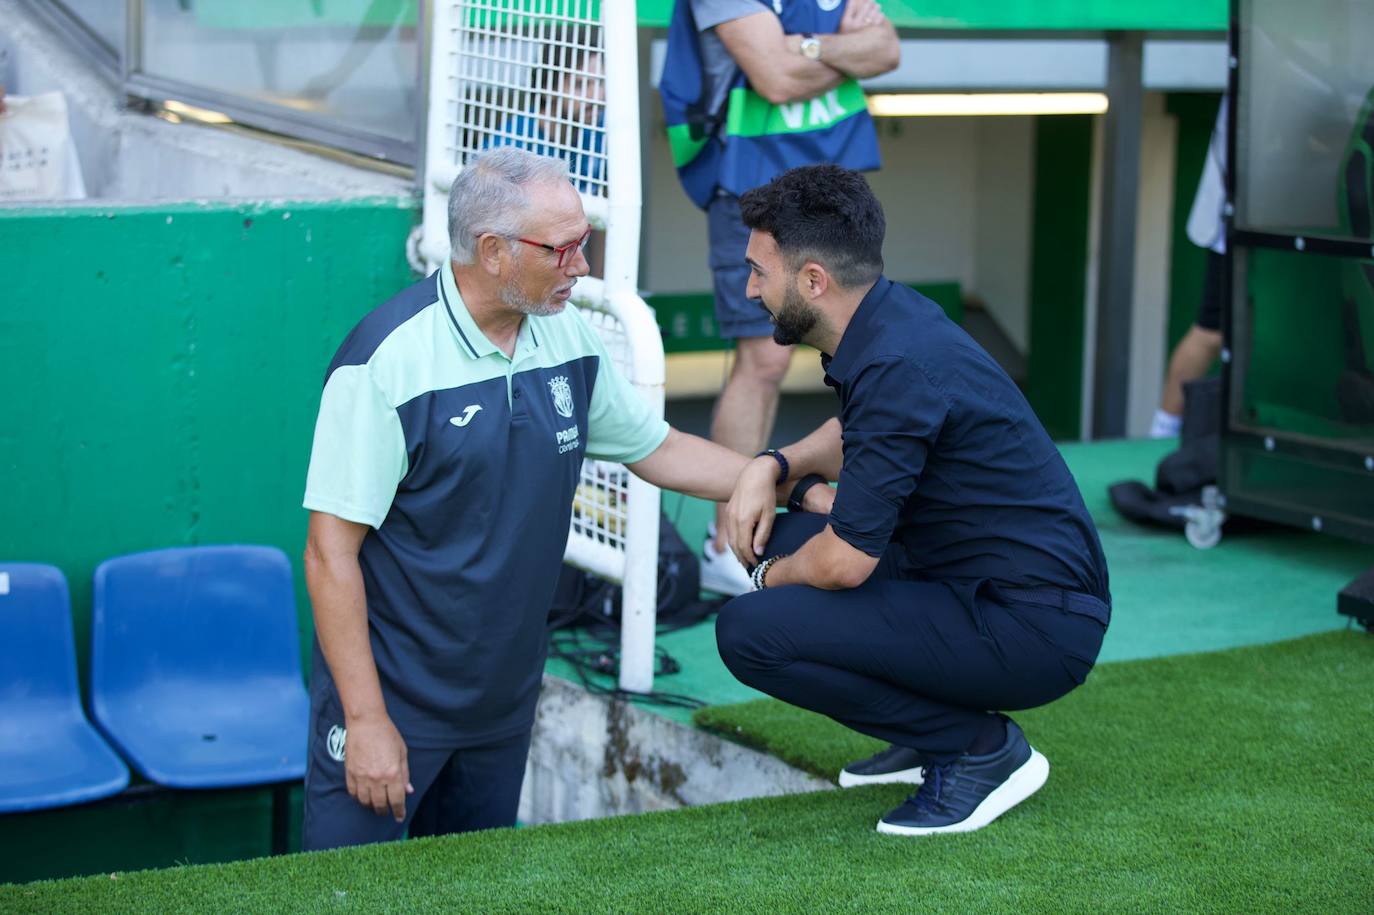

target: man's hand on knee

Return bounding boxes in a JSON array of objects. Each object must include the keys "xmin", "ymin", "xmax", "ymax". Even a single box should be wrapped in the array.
[
  {"xmin": 726, "ymin": 456, "xmax": 786, "ymax": 567},
  {"xmin": 344, "ymin": 713, "xmax": 414, "ymax": 821}
]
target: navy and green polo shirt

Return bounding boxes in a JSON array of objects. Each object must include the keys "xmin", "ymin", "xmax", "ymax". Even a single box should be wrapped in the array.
[{"xmin": 303, "ymin": 265, "xmax": 668, "ymax": 747}]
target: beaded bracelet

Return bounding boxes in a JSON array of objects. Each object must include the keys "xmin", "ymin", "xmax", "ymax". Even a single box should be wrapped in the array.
[{"xmin": 750, "ymin": 553, "xmax": 788, "ymax": 591}]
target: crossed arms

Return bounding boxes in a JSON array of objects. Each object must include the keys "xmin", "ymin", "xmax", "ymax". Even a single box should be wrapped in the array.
[{"xmin": 715, "ymin": 0, "xmax": 900, "ymax": 105}]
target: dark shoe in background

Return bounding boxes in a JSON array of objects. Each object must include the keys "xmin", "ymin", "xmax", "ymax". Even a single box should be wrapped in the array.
[{"xmin": 838, "ymin": 743, "xmax": 926, "ymax": 788}]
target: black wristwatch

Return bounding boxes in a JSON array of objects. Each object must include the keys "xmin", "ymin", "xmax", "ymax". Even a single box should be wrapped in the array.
[
  {"xmin": 787, "ymin": 473, "xmax": 828, "ymax": 513},
  {"xmin": 755, "ymin": 448, "xmax": 790, "ymax": 485}
]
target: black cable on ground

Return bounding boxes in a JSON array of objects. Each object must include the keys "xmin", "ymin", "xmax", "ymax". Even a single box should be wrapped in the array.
[{"xmin": 547, "ymin": 575, "xmax": 725, "ymax": 711}]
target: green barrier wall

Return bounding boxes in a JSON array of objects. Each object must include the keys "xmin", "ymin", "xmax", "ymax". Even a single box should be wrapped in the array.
[
  {"xmin": 637, "ymin": 0, "xmax": 1227, "ymax": 30},
  {"xmin": 0, "ymin": 197, "xmax": 418, "ymax": 673},
  {"xmin": 0, "ymin": 197, "xmax": 418, "ymax": 882},
  {"xmin": 186, "ymin": 0, "xmax": 1237, "ymax": 31}
]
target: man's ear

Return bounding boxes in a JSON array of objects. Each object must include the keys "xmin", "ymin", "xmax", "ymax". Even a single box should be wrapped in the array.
[
  {"xmin": 476, "ymin": 233, "xmax": 507, "ymax": 276},
  {"xmin": 801, "ymin": 261, "xmax": 830, "ymax": 299}
]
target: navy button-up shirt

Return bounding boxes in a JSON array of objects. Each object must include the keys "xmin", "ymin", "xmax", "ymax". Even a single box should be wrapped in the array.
[{"xmin": 823, "ymin": 278, "xmax": 1109, "ymax": 603}]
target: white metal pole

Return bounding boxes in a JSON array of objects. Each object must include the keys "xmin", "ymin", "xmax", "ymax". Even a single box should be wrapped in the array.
[
  {"xmin": 602, "ymin": 0, "xmax": 642, "ymax": 298},
  {"xmin": 603, "ymin": 1, "xmax": 660, "ymax": 694},
  {"xmin": 420, "ymin": 0, "xmax": 459, "ymax": 271}
]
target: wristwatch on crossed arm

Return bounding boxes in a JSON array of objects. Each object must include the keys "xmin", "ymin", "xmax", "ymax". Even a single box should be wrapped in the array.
[{"xmin": 799, "ymin": 33, "xmax": 822, "ymax": 61}]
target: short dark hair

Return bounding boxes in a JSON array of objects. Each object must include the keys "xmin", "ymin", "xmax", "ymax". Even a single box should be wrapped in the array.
[{"xmin": 738, "ymin": 165, "xmax": 885, "ymax": 288}]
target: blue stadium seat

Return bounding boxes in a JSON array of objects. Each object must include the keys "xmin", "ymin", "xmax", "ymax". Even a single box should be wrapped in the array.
[
  {"xmin": 0, "ymin": 563, "xmax": 130, "ymax": 813},
  {"xmin": 90, "ymin": 546, "xmax": 309, "ymax": 788}
]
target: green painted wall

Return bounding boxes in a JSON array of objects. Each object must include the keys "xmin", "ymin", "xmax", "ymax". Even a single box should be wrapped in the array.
[
  {"xmin": 637, "ymin": 0, "xmax": 1227, "ymax": 30},
  {"xmin": 183, "ymin": 0, "xmax": 1235, "ymax": 31},
  {"xmin": 0, "ymin": 197, "xmax": 418, "ymax": 674},
  {"xmin": 1026, "ymin": 115, "xmax": 1095, "ymax": 441},
  {"xmin": 0, "ymin": 197, "xmax": 417, "ymax": 881}
]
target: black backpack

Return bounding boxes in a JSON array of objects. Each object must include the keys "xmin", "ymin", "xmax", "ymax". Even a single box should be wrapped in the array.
[
  {"xmin": 548, "ymin": 512, "xmax": 719, "ymax": 631},
  {"xmin": 1108, "ymin": 376, "xmax": 1223, "ymax": 532}
]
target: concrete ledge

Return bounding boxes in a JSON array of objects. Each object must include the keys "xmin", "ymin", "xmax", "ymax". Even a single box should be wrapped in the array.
[{"xmin": 519, "ymin": 675, "xmax": 832, "ymax": 825}]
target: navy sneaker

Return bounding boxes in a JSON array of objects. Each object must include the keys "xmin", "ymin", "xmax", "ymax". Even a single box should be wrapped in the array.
[
  {"xmin": 876, "ymin": 719, "xmax": 1049, "ymax": 836},
  {"xmin": 838, "ymin": 744, "xmax": 926, "ymax": 788}
]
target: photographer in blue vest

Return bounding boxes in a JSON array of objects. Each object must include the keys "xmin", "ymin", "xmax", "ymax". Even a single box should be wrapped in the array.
[{"xmin": 659, "ymin": 0, "xmax": 899, "ymax": 596}]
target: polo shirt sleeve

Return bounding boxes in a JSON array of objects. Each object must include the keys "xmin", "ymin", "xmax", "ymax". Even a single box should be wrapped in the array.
[
  {"xmin": 582, "ymin": 329, "xmax": 670, "ymax": 465},
  {"xmin": 830, "ymin": 356, "xmax": 949, "ymax": 557},
  {"xmin": 692, "ymin": 0, "xmax": 765, "ymax": 30},
  {"xmin": 302, "ymin": 364, "xmax": 407, "ymax": 528}
]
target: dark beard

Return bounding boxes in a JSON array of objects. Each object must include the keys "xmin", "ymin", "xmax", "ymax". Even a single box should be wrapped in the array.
[{"xmin": 770, "ymin": 286, "xmax": 817, "ymax": 347}]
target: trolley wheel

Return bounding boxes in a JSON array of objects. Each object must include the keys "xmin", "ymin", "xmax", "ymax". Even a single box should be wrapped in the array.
[{"xmin": 1185, "ymin": 517, "xmax": 1222, "ymax": 550}]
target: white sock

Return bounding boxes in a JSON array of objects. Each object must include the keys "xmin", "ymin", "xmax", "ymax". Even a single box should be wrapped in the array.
[{"xmin": 1150, "ymin": 409, "xmax": 1182, "ymax": 439}]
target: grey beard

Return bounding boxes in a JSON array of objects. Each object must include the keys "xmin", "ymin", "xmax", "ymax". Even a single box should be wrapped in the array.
[{"xmin": 500, "ymin": 281, "xmax": 561, "ymax": 317}]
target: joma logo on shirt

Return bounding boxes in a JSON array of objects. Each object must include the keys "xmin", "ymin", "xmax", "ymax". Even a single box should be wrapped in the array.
[{"xmin": 450, "ymin": 405, "xmax": 482, "ymax": 427}]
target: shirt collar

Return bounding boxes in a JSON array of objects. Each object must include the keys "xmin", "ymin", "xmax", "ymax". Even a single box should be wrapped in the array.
[
  {"xmin": 438, "ymin": 261, "xmax": 500, "ymax": 359},
  {"xmin": 822, "ymin": 276, "xmax": 892, "ymax": 386}
]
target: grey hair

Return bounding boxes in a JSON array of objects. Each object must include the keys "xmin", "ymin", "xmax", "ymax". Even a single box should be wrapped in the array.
[{"xmin": 447, "ymin": 147, "xmax": 571, "ymax": 265}]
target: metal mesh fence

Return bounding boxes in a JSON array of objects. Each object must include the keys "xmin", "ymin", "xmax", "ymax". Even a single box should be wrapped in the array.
[
  {"xmin": 451, "ymin": 0, "xmax": 609, "ymax": 198},
  {"xmin": 571, "ymin": 307, "xmax": 633, "ymax": 555},
  {"xmin": 429, "ymin": 1, "xmax": 657, "ymax": 600}
]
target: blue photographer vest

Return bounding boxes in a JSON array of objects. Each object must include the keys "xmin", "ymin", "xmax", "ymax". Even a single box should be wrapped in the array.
[{"xmin": 660, "ymin": 0, "xmax": 882, "ymax": 209}]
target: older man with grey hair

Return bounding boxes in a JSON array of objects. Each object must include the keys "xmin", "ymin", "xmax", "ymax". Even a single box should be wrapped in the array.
[{"xmin": 300, "ymin": 147, "xmax": 752, "ymax": 850}]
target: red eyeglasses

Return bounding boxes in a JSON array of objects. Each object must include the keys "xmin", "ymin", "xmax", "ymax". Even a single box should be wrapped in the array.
[{"xmin": 513, "ymin": 227, "xmax": 593, "ymax": 268}]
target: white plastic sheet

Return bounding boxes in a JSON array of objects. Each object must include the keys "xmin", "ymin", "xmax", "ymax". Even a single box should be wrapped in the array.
[{"xmin": 0, "ymin": 91, "xmax": 87, "ymax": 201}]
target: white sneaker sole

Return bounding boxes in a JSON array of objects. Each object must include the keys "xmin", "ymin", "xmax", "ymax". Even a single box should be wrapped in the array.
[
  {"xmin": 838, "ymin": 766, "xmax": 925, "ymax": 788},
  {"xmin": 700, "ymin": 548, "xmax": 753, "ymax": 597},
  {"xmin": 874, "ymin": 749, "xmax": 1049, "ymax": 836}
]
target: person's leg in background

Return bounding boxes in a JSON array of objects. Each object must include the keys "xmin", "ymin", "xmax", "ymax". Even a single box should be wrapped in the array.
[
  {"xmin": 700, "ymin": 193, "xmax": 793, "ymax": 596},
  {"xmin": 1153, "ymin": 251, "xmax": 1225, "ymax": 437},
  {"xmin": 407, "ymin": 729, "xmax": 533, "ymax": 838}
]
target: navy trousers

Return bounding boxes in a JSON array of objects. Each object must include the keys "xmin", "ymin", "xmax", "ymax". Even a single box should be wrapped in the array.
[
  {"xmin": 302, "ymin": 678, "xmax": 531, "ymax": 851},
  {"xmin": 715, "ymin": 514, "xmax": 1109, "ymax": 764}
]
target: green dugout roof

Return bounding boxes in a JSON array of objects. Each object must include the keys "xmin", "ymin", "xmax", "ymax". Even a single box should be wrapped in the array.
[
  {"xmin": 636, "ymin": 0, "xmax": 1228, "ymax": 31},
  {"xmin": 190, "ymin": 1, "xmax": 1228, "ymax": 33}
]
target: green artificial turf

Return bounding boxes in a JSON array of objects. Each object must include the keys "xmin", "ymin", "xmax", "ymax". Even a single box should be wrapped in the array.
[{"xmin": 7, "ymin": 631, "xmax": 1371, "ymax": 913}]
